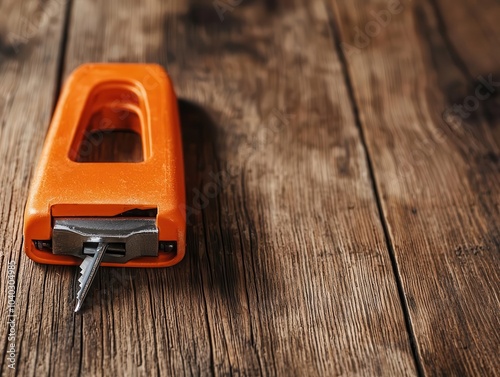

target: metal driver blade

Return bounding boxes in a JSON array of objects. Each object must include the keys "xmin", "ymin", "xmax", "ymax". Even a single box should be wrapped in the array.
[{"xmin": 75, "ymin": 242, "xmax": 108, "ymax": 312}]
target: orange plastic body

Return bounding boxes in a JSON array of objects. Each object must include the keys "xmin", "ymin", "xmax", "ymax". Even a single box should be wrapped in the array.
[{"xmin": 23, "ymin": 63, "xmax": 185, "ymax": 267}]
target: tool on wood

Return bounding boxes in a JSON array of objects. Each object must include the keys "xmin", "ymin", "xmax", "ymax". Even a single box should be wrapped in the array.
[{"xmin": 23, "ymin": 64, "xmax": 186, "ymax": 312}]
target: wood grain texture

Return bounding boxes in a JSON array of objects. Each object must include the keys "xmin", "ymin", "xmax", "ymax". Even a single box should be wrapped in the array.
[
  {"xmin": 432, "ymin": 0, "xmax": 500, "ymax": 161},
  {"xmin": 0, "ymin": 0, "xmax": 69, "ymax": 374},
  {"xmin": 330, "ymin": 0, "xmax": 500, "ymax": 375},
  {"xmin": 2, "ymin": 0, "xmax": 499, "ymax": 375},
  {"xmin": 0, "ymin": 0, "xmax": 419, "ymax": 375}
]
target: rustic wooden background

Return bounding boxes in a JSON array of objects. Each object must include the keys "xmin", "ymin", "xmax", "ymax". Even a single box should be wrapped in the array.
[{"xmin": 1, "ymin": 0, "xmax": 499, "ymax": 375}]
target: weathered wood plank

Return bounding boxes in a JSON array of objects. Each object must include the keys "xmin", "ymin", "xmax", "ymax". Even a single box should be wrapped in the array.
[
  {"xmin": 0, "ymin": 0, "xmax": 69, "ymax": 375},
  {"xmin": 6, "ymin": 0, "xmax": 418, "ymax": 375},
  {"xmin": 329, "ymin": 0, "xmax": 500, "ymax": 375},
  {"xmin": 433, "ymin": 0, "xmax": 500, "ymax": 76},
  {"xmin": 432, "ymin": 0, "xmax": 500, "ymax": 161}
]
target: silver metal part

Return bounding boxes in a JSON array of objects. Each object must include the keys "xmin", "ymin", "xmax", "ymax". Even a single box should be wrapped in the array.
[
  {"xmin": 52, "ymin": 218, "xmax": 158, "ymax": 263},
  {"xmin": 75, "ymin": 242, "xmax": 108, "ymax": 312},
  {"xmin": 52, "ymin": 217, "xmax": 159, "ymax": 312}
]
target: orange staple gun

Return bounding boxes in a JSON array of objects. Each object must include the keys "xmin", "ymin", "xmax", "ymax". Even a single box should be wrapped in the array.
[{"xmin": 23, "ymin": 64, "xmax": 186, "ymax": 312}]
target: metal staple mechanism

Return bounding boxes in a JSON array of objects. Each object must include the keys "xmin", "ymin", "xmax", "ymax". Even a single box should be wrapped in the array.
[{"xmin": 52, "ymin": 218, "xmax": 158, "ymax": 312}]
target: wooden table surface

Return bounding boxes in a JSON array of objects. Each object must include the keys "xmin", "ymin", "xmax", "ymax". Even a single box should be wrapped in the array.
[{"xmin": 1, "ymin": 0, "xmax": 499, "ymax": 375}]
